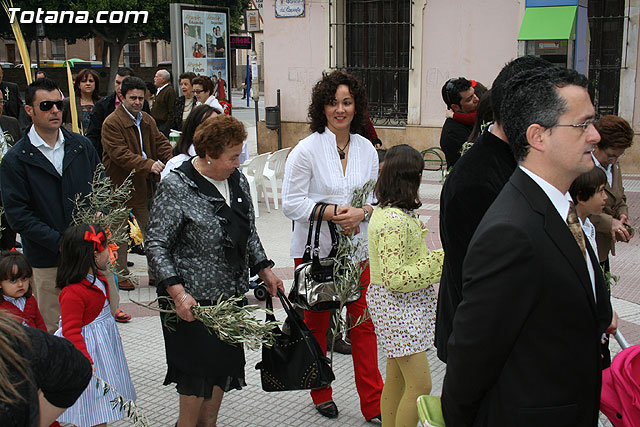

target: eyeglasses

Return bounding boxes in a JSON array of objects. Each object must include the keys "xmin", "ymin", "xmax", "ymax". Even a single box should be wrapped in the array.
[
  {"xmin": 192, "ymin": 89, "xmax": 205, "ymax": 94},
  {"xmin": 554, "ymin": 117, "xmax": 599, "ymax": 133},
  {"xmin": 38, "ymin": 100, "xmax": 64, "ymax": 112}
]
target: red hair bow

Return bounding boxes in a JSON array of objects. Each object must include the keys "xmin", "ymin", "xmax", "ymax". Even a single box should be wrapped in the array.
[{"xmin": 84, "ymin": 226, "xmax": 105, "ymax": 252}]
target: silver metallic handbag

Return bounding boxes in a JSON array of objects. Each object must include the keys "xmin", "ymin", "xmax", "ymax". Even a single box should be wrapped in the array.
[{"xmin": 290, "ymin": 203, "xmax": 343, "ymax": 312}]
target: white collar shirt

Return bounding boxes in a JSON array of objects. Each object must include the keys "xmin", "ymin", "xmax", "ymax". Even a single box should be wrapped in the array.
[
  {"xmin": 520, "ymin": 165, "xmax": 596, "ymax": 301},
  {"xmin": 592, "ymin": 153, "xmax": 613, "ymax": 187},
  {"xmin": 156, "ymin": 83, "xmax": 169, "ymax": 95},
  {"xmin": 282, "ymin": 129, "xmax": 379, "ymax": 260},
  {"xmin": 122, "ymin": 105, "xmax": 147, "ymax": 159},
  {"xmin": 29, "ymin": 126, "xmax": 65, "ymax": 175}
]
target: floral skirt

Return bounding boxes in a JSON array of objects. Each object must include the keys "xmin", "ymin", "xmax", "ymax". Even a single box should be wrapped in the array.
[{"xmin": 366, "ymin": 282, "xmax": 437, "ymax": 358}]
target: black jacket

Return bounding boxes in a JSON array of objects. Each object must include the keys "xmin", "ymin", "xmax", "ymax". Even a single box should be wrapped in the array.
[
  {"xmin": 85, "ymin": 92, "xmax": 150, "ymax": 158},
  {"xmin": 0, "ymin": 127, "xmax": 100, "ymax": 267},
  {"xmin": 439, "ymin": 118, "xmax": 472, "ymax": 168},
  {"xmin": 435, "ymin": 129, "xmax": 516, "ymax": 362},
  {"xmin": 0, "ymin": 81, "xmax": 23, "ymax": 121}
]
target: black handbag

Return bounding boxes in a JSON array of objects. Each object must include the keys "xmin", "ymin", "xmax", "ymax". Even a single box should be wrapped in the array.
[
  {"xmin": 255, "ymin": 289, "xmax": 335, "ymax": 391},
  {"xmin": 289, "ymin": 203, "xmax": 344, "ymax": 312}
]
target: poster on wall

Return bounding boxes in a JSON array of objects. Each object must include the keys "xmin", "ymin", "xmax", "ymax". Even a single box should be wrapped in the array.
[
  {"xmin": 180, "ymin": 8, "xmax": 230, "ymax": 101},
  {"xmin": 275, "ymin": 0, "xmax": 305, "ymax": 18}
]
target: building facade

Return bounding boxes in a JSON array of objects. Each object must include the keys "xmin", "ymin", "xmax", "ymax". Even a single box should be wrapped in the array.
[{"xmin": 259, "ymin": 0, "xmax": 640, "ymax": 173}]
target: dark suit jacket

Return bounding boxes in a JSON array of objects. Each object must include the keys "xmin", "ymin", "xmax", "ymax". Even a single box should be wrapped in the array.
[
  {"xmin": 439, "ymin": 117, "xmax": 472, "ymax": 168},
  {"xmin": 0, "ymin": 81, "xmax": 23, "ymax": 121},
  {"xmin": 85, "ymin": 92, "xmax": 150, "ymax": 158},
  {"xmin": 0, "ymin": 115, "xmax": 21, "ymax": 145},
  {"xmin": 151, "ymin": 85, "xmax": 176, "ymax": 135},
  {"xmin": 435, "ymin": 129, "xmax": 516, "ymax": 362},
  {"xmin": 442, "ymin": 167, "xmax": 613, "ymax": 427}
]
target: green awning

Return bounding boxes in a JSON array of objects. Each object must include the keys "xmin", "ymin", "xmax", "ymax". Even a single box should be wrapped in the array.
[{"xmin": 518, "ymin": 6, "xmax": 577, "ymax": 41}]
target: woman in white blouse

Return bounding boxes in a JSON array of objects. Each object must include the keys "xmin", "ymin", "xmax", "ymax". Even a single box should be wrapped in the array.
[{"xmin": 281, "ymin": 70, "xmax": 383, "ymax": 422}]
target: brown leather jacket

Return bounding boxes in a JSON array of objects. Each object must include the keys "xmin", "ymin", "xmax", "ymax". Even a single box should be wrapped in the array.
[
  {"xmin": 589, "ymin": 163, "xmax": 629, "ymax": 261},
  {"xmin": 101, "ymin": 105, "xmax": 173, "ymax": 208}
]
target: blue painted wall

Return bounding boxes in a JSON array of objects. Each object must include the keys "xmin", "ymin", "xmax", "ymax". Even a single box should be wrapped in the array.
[
  {"xmin": 574, "ymin": 5, "xmax": 589, "ymax": 74},
  {"xmin": 526, "ymin": 0, "xmax": 587, "ymax": 7}
]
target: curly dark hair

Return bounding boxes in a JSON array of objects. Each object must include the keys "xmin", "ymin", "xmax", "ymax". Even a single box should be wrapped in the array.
[
  {"xmin": 73, "ymin": 69, "xmax": 101, "ymax": 101},
  {"xmin": 308, "ymin": 70, "xmax": 368, "ymax": 135},
  {"xmin": 193, "ymin": 115, "xmax": 247, "ymax": 159},
  {"xmin": 594, "ymin": 115, "xmax": 634, "ymax": 150},
  {"xmin": 374, "ymin": 144, "xmax": 424, "ymax": 210}
]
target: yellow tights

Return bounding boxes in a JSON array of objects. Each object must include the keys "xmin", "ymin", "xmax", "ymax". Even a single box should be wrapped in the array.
[{"xmin": 380, "ymin": 351, "xmax": 432, "ymax": 427}]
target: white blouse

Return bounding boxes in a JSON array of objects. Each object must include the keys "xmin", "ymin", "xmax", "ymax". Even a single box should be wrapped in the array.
[
  {"xmin": 161, "ymin": 145, "xmax": 196, "ymax": 180},
  {"xmin": 282, "ymin": 129, "xmax": 378, "ymax": 259}
]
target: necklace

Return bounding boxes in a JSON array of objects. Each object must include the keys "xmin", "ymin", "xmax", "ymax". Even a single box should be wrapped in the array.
[{"xmin": 337, "ymin": 138, "xmax": 350, "ymax": 160}]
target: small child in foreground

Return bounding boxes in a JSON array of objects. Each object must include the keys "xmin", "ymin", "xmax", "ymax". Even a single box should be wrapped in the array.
[{"xmin": 0, "ymin": 250, "xmax": 46, "ymax": 331}]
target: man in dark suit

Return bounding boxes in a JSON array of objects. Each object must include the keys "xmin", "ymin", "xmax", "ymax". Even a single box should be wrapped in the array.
[
  {"xmin": 0, "ymin": 67, "xmax": 25, "ymax": 123},
  {"xmin": 435, "ymin": 56, "xmax": 553, "ymax": 363},
  {"xmin": 151, "ymin": 69, "xmax": 176, "ymax": 137},
  {"xmin": 0, "ymin": 89, "xmax": 22, "ymax": 249},
  {"xmin": 85, "ymin": 67, "xmax": 150, "ymax": 158},
  {"xmin": 442, "ymin": 67, "xmax": 615, "ymax": 426}
]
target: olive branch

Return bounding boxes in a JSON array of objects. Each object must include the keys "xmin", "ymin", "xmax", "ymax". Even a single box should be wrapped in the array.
[
  {"xmin": 71, "ymin": 164, "xmax": 136, "ymax": 281},
  {"xmin": 328, "ymin": 180, "xmax": 375, "ymax": 362},
  {"xmin": 130, "ymin": 296, "xmax": 281, "ymax": 351},
  {"xmin": 94, "ymin": 375, "xmax": 150, "ymax": 427}
]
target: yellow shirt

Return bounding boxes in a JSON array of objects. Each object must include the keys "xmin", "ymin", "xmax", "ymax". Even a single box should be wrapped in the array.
[{"xmin": 368, "ymin": 206, "xmax": 444, "ymax": 292}]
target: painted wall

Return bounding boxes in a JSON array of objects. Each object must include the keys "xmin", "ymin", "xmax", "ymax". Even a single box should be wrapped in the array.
[
  {"xmin": 262, "ymin": 0, "xmax": 522, "ymax": 127},
  {"xmin": 419, "ymin": 0, "xmax": 523, "ymax": 127},
  {"xmin": 263, "ymin": 0, "xmax": 329, "ymax": 123}
]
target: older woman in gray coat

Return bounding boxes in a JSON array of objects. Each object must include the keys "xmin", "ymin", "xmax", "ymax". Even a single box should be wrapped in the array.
[{"xmin": 146, "ymin": 114, "xmax": 283, "ymax": 427}]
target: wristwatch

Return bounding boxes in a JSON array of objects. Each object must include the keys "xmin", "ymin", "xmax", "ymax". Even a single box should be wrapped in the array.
[{"xmin": 361, "ymin": 207, "xmax": 371, "ymax": 222}]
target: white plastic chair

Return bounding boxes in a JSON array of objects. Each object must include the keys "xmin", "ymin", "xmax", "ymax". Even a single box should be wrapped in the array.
[
  {"xmin": 263, "ymin": 147, "xmax": 291, "ymax": 210},
  {"xmin": 242, "ymin": 152, "xmax": 272, "ymax": 217}
]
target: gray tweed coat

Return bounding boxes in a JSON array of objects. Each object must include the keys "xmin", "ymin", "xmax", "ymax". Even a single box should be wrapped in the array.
[{"xmin": 146, "ymin": 162, "xmax": 269, "ymax": 300}]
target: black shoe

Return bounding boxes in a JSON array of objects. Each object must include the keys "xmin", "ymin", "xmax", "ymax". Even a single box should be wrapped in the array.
[
  {"xmin": 127, "ymin": 261, "xmax": 134, "ymax": 267},
  {"xmin": 367, "ymin": 414, "xmax": 382, "ymax": 423},
  {"xmin": 331, "ymin": 338, "xmax": 352, "ymax": 355},
  {"xmin": 315, "ymin": 401, "xmax": 338, "ymax": 418}
]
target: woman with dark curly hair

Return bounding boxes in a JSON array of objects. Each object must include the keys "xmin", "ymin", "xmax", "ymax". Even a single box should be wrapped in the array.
[
  {"xmin": 281, "ymin": 70, "xmax": 383, "ymax": 421},
  {"xmin": 591, "ymin": 115, "xmax": 635, "ymax": 271},
  {"xmin": 62, "ymin": 68, "xmax": 101, "ymax": 133}
]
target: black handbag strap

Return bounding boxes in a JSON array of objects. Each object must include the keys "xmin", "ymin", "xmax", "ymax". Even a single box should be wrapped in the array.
[
  {"xmin": 312, "ymin": 204, "xmax": 339, "ymax": 260},
  {"xmin": 303, "ymin": 203, "xmax": 324, "ymax": 263}
]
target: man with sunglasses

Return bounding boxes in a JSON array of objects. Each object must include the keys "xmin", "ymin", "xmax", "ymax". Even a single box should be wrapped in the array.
[
  {"xmin": 0, "ymin": 78, "xmax": 101, "ymax": 333},
  {"xmin": 85, "ymin": 67, "xmax": 150, "ymax": 158},
  {"xmin": 442, "ymin": 67, "xmax": 615, "ymax": 426},
  {"xmin": 439, "ymin": 77, "xmax": 478, "ymax": 168}
]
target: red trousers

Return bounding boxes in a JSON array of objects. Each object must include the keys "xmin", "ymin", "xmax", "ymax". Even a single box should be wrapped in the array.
[{"xmin": 294, "ymin": 258, "xmax": 383, "ymax": 420}]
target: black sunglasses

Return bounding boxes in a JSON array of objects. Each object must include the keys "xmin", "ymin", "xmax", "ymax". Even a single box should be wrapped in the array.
[{"xmin": 38, "ymin": 100, "xmax": 64, "ymax": 112}]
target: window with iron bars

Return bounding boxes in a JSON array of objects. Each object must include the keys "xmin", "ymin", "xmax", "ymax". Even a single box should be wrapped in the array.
[
  {"xmin": 330, "ymin": 0, "xmax": 412, "ymax": 127},
  {"xmin": 588, "ymin": 0, "xmax": 626, "ymax": 116}
]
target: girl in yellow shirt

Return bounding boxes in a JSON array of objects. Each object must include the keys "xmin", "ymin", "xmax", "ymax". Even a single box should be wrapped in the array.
[{"xmin": 367, "ymin": 144, "xmax": 444, "ymax": 427}]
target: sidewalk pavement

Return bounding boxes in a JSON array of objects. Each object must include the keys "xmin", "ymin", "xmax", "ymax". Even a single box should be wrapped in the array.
[{"xmin": 111, "ymin": 170, "xmax": 640, "ymax": 426}]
